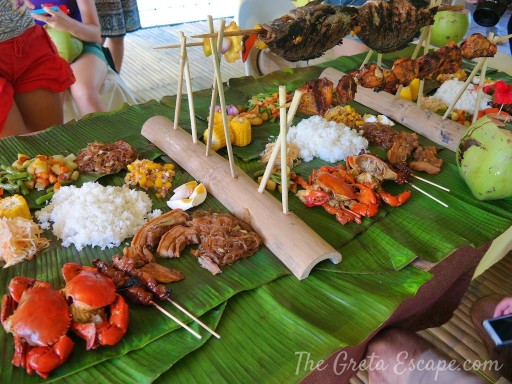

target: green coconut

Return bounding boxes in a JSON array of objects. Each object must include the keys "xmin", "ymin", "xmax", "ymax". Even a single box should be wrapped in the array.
[
  {"xmin": 430, "ymin": 11, "xmax": 470, "ymax": 47},
  {"xmin": 456, "ymin": 116, "xmax": 512, "ymax": 200},
  {"xmin": 45, "ymin": 27, "xmax": 83, "ymax": 63}
]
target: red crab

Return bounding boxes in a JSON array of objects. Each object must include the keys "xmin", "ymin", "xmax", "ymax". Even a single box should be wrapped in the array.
[
  {"xmin": 295, "ymin": 154, "xmax": 411, "ymax": 225},
  {"xmin": 62, "ymin": 263, "xmax": 129, "ymax": 350},
  {"xmin": 1, "ymin": 277, "xmax": 74, "ymax": 378}
]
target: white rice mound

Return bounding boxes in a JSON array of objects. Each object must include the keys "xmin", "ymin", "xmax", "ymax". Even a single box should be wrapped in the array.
[
  {"xmin": 35, "ymin": 182, "xmax": 155, "ymax": 251},
  {"xmin": 433, "ymin": 78, "xmax": 492, "ymax": 113},
  {"xmin": 286, "ymin": 115, "xmax": 368, "ymax": 163}
]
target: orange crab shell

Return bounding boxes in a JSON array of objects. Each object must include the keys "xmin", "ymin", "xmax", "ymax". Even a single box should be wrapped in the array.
[
  {"xmin": 6, "ymin": 283, "xmax": 72, "ymax": 347},
  {"xmin": 65, "ymin": 270, "xmax": 116, "ymax": 309}
]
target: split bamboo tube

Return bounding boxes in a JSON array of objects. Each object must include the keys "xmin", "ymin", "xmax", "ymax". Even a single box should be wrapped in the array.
[
  {"xmin": 321, "ymin": 68, "xmax": 467, "ymax": 151},
  {"xmin": 141, "ymin": 116, "xmax": 342, "ymax": 280}
]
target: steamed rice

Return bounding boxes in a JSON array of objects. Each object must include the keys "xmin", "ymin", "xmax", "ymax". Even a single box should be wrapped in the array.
[
  {"xmin": 286, "ymin": 116, "xmax": 368, "ymax": 163},
  {"xmin": 432, "ymin": 79, "xmax": 492, "ymax": 113},
  {"xmin": 36, "ymin": 182, "xmax": 158, "ymax": 250}
]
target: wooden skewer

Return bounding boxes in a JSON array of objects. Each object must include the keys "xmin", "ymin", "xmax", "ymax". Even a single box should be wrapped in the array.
[
  {"xmin": 207, "ymin": 17, "xmax": 236, "ymax": 178},
  {"xmin": 376, "ymin": 53, "xmax": 382, "ymax": 67},
  {"xmin": 396, "ymin": 27, "xmax": 430, "ymax": 97},
  {"xmin": 410, "ymin": 183, "xmax": 448, "ymax": 207},
  {"xmin": 205, "ymin": 78, "xmax": 218, "ymax": 156},
  {"xmin": 493, "ymin": 33, "xmax": 512, "ymax": 43},
  {"xmin": 154, "ymin": 42, "xmax": 203, "ymax": 50},
  {"xmin": 174, "ymin": 33, "xmax": 186, "ymax": 130},
  {"xmin": 416, "ymin": 22, "xmax": 433, "ymax": 108},
  {"xmin": 442, "ymin": 58, "xmax": 485, "ymax": 119},
  {"xmin": 257, "ymin": 90, "xmax": 303, "ymax": 194},
  {"xmin": 151, "ymin": 301, "xmax": 202, "ymax": 339},
  {"xmin": 182, "ymin": 33, "xmax": 197, "ymax": 142},
  {"xmin": 412, "ymin": 175, "xmax": 450, "ymax": 192},
  {"xmin": 191, "ymin": 28, "xmax": 263, "ymax": 39},
  {"xmin": 167, "ymin": 298, "xmax": 220, "ymax": 339},
  {"xmin": 472, "ymin": 32, "xmax": 493, "ymax": 124},
  {"xmin": 279, "ymin": 85, "xmax": 288, "ymax": 214},
  {"xmin": 360, "ymin": 49, "xmax": 374, "ymax": 69},
  {"xmin": 437, "ymin": 4, "xmax": 464, "ymax": 12}
]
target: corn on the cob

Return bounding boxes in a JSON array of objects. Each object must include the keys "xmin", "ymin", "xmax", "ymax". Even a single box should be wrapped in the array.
[
  {"xmin": 230, "ymin": 117, "xmax": 252, "ymax": 146},
  {"xmin": 125, "ymin": 159, "xmax": 175, "ymax": 198},
  {"xmin": 0, "ymin": 195, "xmax": 31, "ymax": 219},
  {"xmin": 203, "ymin": 123, "xmax": 235, "ymax": 151}
]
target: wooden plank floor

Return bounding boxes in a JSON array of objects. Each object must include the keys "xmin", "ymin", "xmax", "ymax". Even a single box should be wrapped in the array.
[{"xmin": 121, "ymin": 20, "xmax": 245, "ymax": 103}]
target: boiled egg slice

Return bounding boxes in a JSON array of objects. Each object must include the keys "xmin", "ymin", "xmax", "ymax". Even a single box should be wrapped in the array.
[
  {"xmin": 169, "ymin": 181, "xmax": 198, "ymax": 201},
  {"xmin": 167, "ymin": 182, "xmax": 207, "ymax": 211}
]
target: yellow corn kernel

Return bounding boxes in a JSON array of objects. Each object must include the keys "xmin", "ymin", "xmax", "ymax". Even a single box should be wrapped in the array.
[
  {"xmin": 230, "ymin": 117, "xmax": 252, "ymax": 146},
  {"xmin": 203, "ymin": 123, "xmax": 235, "ymax": 151},
  {"xmin": 0, "ymin": 195, "xmax": 31, "ymax": 220}
]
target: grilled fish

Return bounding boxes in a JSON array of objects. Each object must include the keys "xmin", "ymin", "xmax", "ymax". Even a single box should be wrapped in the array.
[{"xmin": 258, "ymin": 0, "xmax": 357, "ymax": 62}]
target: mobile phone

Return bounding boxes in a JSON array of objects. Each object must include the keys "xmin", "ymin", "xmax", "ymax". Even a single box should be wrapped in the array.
[
  {"xmin": 483, "ymin": 314, "xmax": 512, "ymax": 347},
  {"xmin": 31, "ymin": 6, "xmax": 60, "ymax": 15}
]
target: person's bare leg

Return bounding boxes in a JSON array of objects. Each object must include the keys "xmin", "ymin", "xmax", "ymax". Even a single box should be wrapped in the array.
[
  {"xmin": 366, "ymin": 328, "xmax": 431, "ymax": 384},
  {"xmin": 14, "ymin": 89, "xmax": 64, "ymax": 133},
  {"xmin": 70, "ymin": 54, "xmax": 108, "ymax": 116},
  {"xmin": 1, "ymin": 102, "xmax": 30, "ymax": 138},
  {"xmin": 104, "ymin": 36, "xmax": 125, "ymax": 73}
]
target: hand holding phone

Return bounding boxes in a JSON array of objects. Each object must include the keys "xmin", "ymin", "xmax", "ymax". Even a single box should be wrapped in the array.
[
  {"xmin": 483, "ymin": 314, "xmax": 512, "ymax": 347},
  {"xmin": 30, "ymin": 4, "xmax": 69, "ymax": 15}
]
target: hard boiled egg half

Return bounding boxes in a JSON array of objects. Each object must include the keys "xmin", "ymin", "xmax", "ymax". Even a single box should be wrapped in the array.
[{"xmin": 167, "ymin": 181, "xmax": 207, "ymax": 211}]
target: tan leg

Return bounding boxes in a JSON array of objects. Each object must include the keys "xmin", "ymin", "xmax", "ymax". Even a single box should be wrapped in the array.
[
  {"xmin": 11, "ymin": 89, "xmax": 63, "ymax": 135},
  {"xmin": 70, "ymin": 53, "xmax": 108, "ymax": 116}
]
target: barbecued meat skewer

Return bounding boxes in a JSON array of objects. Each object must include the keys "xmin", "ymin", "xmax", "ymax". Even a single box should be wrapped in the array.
[
  {"xmin": 257, "ymin": 0, "xmax": 358, "ymax": 61},
  {"xmin": 460, "ymin": 33, "xmax": 498, "ymax": 60},
  {"xmin": 353, "ymin": 0, "xmax": 437, "ymax": 53}
]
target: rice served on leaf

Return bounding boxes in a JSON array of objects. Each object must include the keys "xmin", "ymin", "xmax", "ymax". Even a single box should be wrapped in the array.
[
  {"xmin": 432, "ymin": 79, "xmax": 492, "ymax": 113},
  {"xmin": 286, "ymin": 116, "xmax": 368, "ymax": 162},
  {"xmin": 36, "ymin": 182, "xmax": 158, "ymax": 250}
]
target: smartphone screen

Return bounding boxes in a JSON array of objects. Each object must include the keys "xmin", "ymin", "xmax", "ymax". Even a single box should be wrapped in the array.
[{"xmin": 483, "ymin": 314, "xmax": 512, "ymax": 346}]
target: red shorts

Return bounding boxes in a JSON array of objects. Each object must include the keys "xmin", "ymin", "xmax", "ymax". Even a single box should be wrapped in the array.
[{"xmin": 0, "ymin": 25, "xmax": 75, "ymax": 132}]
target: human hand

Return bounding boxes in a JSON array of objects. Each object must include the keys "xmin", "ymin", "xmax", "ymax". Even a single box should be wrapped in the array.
[
  {"xmin": 30, "ymin": 5, "xmax": 72, "ymax": 31},
  {"xmin": 493, "ymin": 296, "xmax": 512, "ymax": 317},
  {"xmin": 24, "ymin": 1, "xmax": 35, "ymax": 9}
]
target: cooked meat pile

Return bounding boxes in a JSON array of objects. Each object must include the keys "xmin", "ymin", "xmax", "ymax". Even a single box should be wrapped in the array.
[
  {"xmin": 130, "ymin": 209, "xmax": 263, "ymax": 276},
  {"xmin": 336, "ymin": 74, "xmax": 358, "ymax": 105},
  {"xmin": 360, "ymin": 122, "xmax": 443, "ymax": 174},
  {"xmin": 297, "ymin": 78, "xmax": 334, "ymax": 115},
  {"xmin": 76, "ymin": 140, "xmax": 138, "ymax": 174},
  {"xmin": 258, "ymin": 0, "xmax": 357, "ymax": 61},
  {"xmin": 460, "ymin": 33, "xmax": 498, "ymax": 60},
  {"xmin": 355, "ymin": 0, "xmax": 437, "ymax": 53}
]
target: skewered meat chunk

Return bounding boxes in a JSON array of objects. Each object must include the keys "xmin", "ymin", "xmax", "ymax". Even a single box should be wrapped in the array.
[
  {"xmin": 460, "ymin": 33, "xmax": 497, "ymax": 60},
  {"xmin": 387, "ymin": 132, "xmax": 419, "ymax": 164},
  {"xmin": 335, "ymin": 74, "xmax": 358, "ymax": 104},
  {"xmin": 138, "ymin": 262, "xmax": 184, "ymax": 284},
  {"xmin": 356, "ymin": 64, "xmax": 398, "ymax": 92},
  {"xmin": 123, "ymin": 286, "xmax": 154, "ymax": 306},
  {"xmin": 409, "ymin": 146, "xmax": 443, "ymax": 174},
  {"xmin": 258, "ymin": 0, "xmax": 357, "ymax": 61},
  {"xmin": 298, "ymin": 78, "xmax": 334, "ymax": 115},
  {"xmin": 392, "ymin": 58, "xmax": 417, "ymax": 87},
  {"xmin": 355, "ymin": 0, "xmax": 437, "ymax": 53},
  {"xmin": 415, "ymin": 51, "xmax": 442, "ymax": 80},
  {"xmin": 435, "ymin": 41, "xmax": 462, "ymax": 75}
]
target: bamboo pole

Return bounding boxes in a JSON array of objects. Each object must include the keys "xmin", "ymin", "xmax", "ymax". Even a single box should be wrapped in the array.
[
  {"xmin": 141, "ymin": 116, "xmax": 342, "ymax": 280},
  {"xmin": 180, "ymin": 32, "xmax": 197, "ymax": 142},
  {"xmin": 321, "ymin": 67, "xmax": 467, "ymax": 151},
  {"xmin": 173, "ymin": 33, "xmax": 186, "ymax": 130},
  {"xmin": 359, "ymin": 49, "xmax": 374, "ymax": 69}
]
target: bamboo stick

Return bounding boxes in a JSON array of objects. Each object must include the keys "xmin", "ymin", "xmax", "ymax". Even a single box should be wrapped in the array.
[
  {"xmin": 257, "ymin": 90, "xmax": 303, "ymax": 193},
  {"xmin": 167, "ymin": 298, "xmax": 220, "ymax": 339},
  {"xmin": 141, "ymin": 116, "xmax": 342, "ymax": 280},
  {"xmin": 181, "ymin": 32, "xmax": 197, "ymax": 142},
  {"xmin": 205, "ymin": 78, "xmax": 218, "ymax": 155},
  {"xmin": 321, "ymin": 67, "xmax": 467, "ymax": 151},
  {"xmin": 191, "ymin": 28, "xmax": 263, "ymax": 39},
  {"xmin": 412, "ymin": 175, "xmax": 450, "ymax": 192},
  {"xmin": 154, "ymin": 42, "xmax": 203, "ymax": 50},
  {"xmin": 207, "ymin": 16, "xmax": 236, "ymax": 178},
  {"xmin": 472, "ymin": 32, "xmax": 493, "ymax": 124},
  {"xmin": 416, "ymin": 0, "xmax": 436, "ymax": 108},
  {"xmin": 360, "ymin": 49, "xmax": 374, "ymax": 69},
  {"xmin": 279, "ymin": 85, "xmax": 288, "ymax": 214},
  {"xmin": 174, "ymin": 32, "xmax": 186, "ymax": 130},
  {"xmin": 410, "ymin": 183, "xmax": 448, "ymax": 207},
  {"xmin": 151, "ymin": 302, "xmax": 202, "ymax": 339},
  {"xmin": 442, "ymin": 58, "xmax": 485, "ymax": 120}
]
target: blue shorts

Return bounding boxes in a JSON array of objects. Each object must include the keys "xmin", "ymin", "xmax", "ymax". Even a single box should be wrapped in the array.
[{"xmin": 81, "ymin": 42, "xmax": 108, "ymax": 65}]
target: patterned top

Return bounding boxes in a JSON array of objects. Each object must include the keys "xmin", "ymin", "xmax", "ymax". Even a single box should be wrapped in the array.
[{"xmin": 0, "ymin": 0, "xmax": 34, "ymax": 42}]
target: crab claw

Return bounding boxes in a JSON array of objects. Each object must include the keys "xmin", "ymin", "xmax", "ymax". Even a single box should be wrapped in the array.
[
  {"xmin": 379, "ymin": 190, "xmax": 411, "ymax": 207},
  {"xmin": 302, "ymin": 190, "xmax": 330, "ymax": 207},
  {"xmin": 96, "ymin": 295, "xmax": 129, "ymax": 347},
  {"xmin": 26, "ymin": 335, "xmax": 74, "ymax": 379}
]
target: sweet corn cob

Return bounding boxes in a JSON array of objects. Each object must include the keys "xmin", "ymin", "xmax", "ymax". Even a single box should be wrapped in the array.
[
  {"xmin": 0, "ymin": 195, "xmax": 31, "ymax": 219},
  {"xmin": 230, "ymin": 117, "xmax": 252, "ymax": 146},
  {"xmin": 203, "ymin": 123, "xmax": 235, "ymax": 151}
]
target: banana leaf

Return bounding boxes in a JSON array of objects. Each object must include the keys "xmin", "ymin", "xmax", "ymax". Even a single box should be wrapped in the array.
[{"xmin": 160, "ymin": 267, "xmax": 432, "ymax": 384}]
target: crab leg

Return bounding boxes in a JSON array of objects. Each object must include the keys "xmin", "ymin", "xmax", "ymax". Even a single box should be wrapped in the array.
[{"xmin": 26, "ymin": 335, "xmax": 75, "ymax": 379}]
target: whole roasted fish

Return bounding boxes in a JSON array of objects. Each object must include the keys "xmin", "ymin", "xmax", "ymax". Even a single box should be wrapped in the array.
[
  {"xmin": 355, "ymin": 0, "xmax": 437, "ymax": 53},
  {"xmin": 257, "ymin": 0, "xmax": 357, "ymax": 62}
]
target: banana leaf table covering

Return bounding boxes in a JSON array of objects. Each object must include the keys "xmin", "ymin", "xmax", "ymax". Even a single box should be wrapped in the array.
[{"xmin": 0, "ymin": 49, "xmax": 511, "ymax": 383}]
